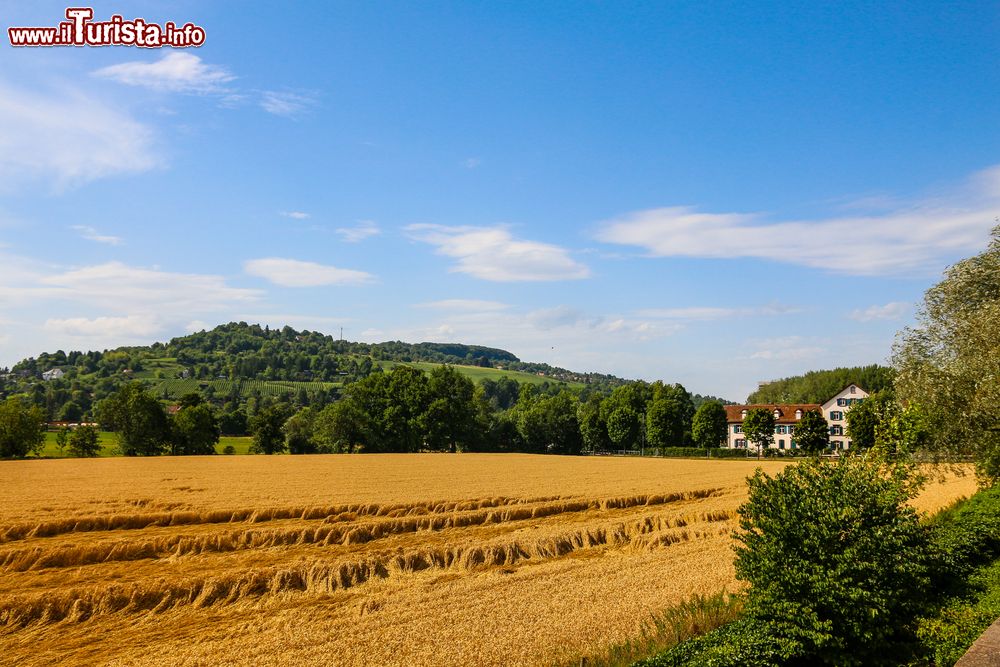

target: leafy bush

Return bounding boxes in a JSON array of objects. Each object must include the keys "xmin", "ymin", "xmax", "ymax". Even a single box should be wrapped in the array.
[
  {"xmin": 917, "ymin": 558, "xmax": 1000, "ymax": 666},
  {"xmin": 222, "ymin": 444, "xmax": 236, "ymax": 455},
  {"xmin": 656, "ymin": 447, "xmax": 748, "ymax": 459},
  {"xmin": 635, "ymin": 620, "xmax": 800, "ymax": 667},
  {"xmin": 732, "ymin": 456, "xmax": 932, "ymax": 666}
]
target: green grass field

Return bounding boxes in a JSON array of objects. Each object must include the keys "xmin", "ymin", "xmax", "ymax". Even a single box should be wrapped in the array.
[
  {"xmin": 379, "ymin": 361, "xmax": 584, "ymax": 388},
  {"xmin": 37, "ymin": 432, "xmax": 254, "ymax": 457},
  {"xmin": 146, "ymin": 378, "xmax": 341, "ymax": 400}
]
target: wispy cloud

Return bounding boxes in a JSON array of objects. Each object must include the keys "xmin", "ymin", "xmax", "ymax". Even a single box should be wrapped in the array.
[
  {"xmin": 636, "ymin": 304, "xmax": 800, "ymax": 321},
  {"xmin": 335, "ymin": 220, "xmax": 381, "ymax": 243},
  {"xmin": 848, "ymin": 301, "xmax": 908, "ymax": 322},
  {"xmin": 406, "ymin": 224, "xmax": 590, "ymax": 282},
  {"xmin": 280, "ymin": 211, "xmax": 311, "ymax": 220},
  {"xmin": 71, "ymin": 225, "xmax": 123, "ymax": 246},
  {"xmin": 463, "ymin": 157, "xmax": 482, "ymax": 169},
  {"xmin": 44, "ymin": 314, "xmax": 160, "ymax": 338},
  {"xmin": 92, "ymin": 53, "xmax": 234, "ymax": 94},
  {"xmin": 244, "ymin": 258, "xmax": 374, "ymax": 287},
  {"xmin": 0, "ymin": 256, "xmax": 260, "ymax": 354},
  {"xmin": 414, "ymin": 299, "xmax": 510, "ymax": 312},
  {"xmin": 747, "ymin": 336, "xmax": 826, "ymax": 361},
  {"xmin": 259, "ymin": 90, "xmax": 317, "ymax": 117},
  {"xmin": 596, "ymin": 165, "xmax": 1000, "ymax": 276},
  {"xmin": 0, "ymin": 79, "xmax": 159, "ymax": 189}
]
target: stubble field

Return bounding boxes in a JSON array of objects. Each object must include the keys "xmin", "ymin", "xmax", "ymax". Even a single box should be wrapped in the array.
[{"xmin": 0, "ymin": 455, "xmax": 977, "ymax": 666}]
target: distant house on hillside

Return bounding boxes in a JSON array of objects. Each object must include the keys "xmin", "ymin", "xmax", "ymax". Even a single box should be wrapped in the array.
[
  {"xmin": 41, "ymin": 368, "xmax": 65, "ymax": 381},
  {"xmin": 724, "ymin": 384, "xmax": 870, "ymax": 452}
]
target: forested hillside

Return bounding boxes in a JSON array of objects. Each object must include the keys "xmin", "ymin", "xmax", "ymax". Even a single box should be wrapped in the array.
[{"xmin": 745, "ymin": 365, "xmax": 895, "ymax": 404}]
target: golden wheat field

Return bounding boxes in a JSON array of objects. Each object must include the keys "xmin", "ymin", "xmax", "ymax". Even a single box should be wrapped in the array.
[{"xmin": 0, "ymin": 455, "xmax": 976, "ymax": 667}]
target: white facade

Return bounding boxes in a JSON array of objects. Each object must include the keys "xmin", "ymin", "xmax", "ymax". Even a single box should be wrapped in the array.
[
  {"xmin": 41, "ymin": 368, "xmax": 64, "ymax": 380},
  {"xmin": 724, "ymin": 384, "xmax": 870, "ymax": 452},
  {"xmin": 820, "ymin": 383, "xmax": 869, "ymax": 450},
  {"xmin": 725, "ymin": 403, "xmax": 819, "ymax": 451}
]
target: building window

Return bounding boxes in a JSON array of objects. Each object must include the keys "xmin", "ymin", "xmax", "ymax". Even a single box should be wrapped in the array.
[
  {"xmin": 795, "ymin": 409, "xmax": 802, "ymax": 419},
  {"xmin": 831, "ymin": 411, "xmax": 842, "ymax": 420},
  {"xmin": 779, "ymin": 440, "xmax": 785, "ymax": 449},
  {"xmin": 741, "ymin": 409, "xmax": 747, "ymax": 419},
  {"xmin": 837, "ymin": 398, "xmax": 846, "ymax": 407},
  {"xmin": 850, "ymin": 386, "xmax": 856, "ymax": 394},
  {"xmin": 773, "ymin": 409, "xmax": 781, "ymax": 419},
  {"xmin": 733, "ymin": 425, "xmax": 742, "ymax": 434}
]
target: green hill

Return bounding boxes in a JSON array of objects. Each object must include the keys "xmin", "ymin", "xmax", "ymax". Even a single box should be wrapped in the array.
[
  {"xmin": 1, "ymin": 322, "xmax": 627, "ymax": 420},
  {"xmin": 745, "ymin": 365, "xmax": 895, "ymax": 404}
]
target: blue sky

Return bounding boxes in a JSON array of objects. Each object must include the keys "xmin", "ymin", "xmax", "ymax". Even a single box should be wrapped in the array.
[{"xmin": 1, "ymin": 1, "xmax": 998, "ymax": 400}]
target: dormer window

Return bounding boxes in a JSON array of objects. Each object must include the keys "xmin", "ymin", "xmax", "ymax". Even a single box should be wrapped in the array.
[
  {"xmin": 773, "ymin": 409, "xmax": 781, "ymax": 419},
  {"xmin": 795, "ymin": 409, "xmax": 802, "ymax": 419},
  {"xmin": 741, "ymin": 409, "xmax": 747, "ymax": 419}
]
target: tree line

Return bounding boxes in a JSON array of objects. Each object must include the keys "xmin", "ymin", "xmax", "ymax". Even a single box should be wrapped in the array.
[{"xmin": 0, "ymin": 364, "xmax": 734, "ymax": 457}]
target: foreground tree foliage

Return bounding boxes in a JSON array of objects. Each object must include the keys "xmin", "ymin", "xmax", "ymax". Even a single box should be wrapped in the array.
[
  {"xmin": 844, "ymin": 389, "xmax": 895, "ymax": 450},
  {"xmin": 0, "ymin": 397, "xmax": 45, "ymax": 458},
  {"xmin": 733, "ymin": 456, "xmax": 930, "ymax": 666},
  {"xmin": 894, "ymin": 224, "xmax": 1000, "ymax": 483}
]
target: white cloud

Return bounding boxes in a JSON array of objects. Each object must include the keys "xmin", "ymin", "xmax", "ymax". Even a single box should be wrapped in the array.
[
  {"xmin": 595, "ymin": 165, "xmax": 1000, "ymax": 276},
  {"xmin": 259, "ymin": 91, "xmax": 316, "ymax": 117},
  {"xmin": 0, "ymin": 79, "xmax": 159, "ymax": 189},
  {"xmin": 848, "ymin": 301, "xmax": 908, "ymax": 322},
  {"xmin": 92, "ymin": 53, "xmax": 234, "ymax": 93},
  {"xmin": 280, "ymin": 211, "xmax": 311, "ymax": 220},
  {"xmin": 363, "ymin": 304, "xmax": 679, "ymax": 372},
  {"xmin": 71, "ymin": 225, "xmax": 123, "ymax": 246},
  {"xmin": 415, "ymin": 299, "xmax": 510, "ymax": 312},
  {"xmin": 406, "ymin": 224, "xmax": 590, "ymax": 282},
  {"xmin": 463, "ymin": 157, "xmax": 482, "ymax": 169},
  {"xmin": 747, "ymin": 336, "xmax": 826, "ymax": 362},
  {"xmin": 636, "ymin": 304, "xmax": 800, "ymax": 321},
  {"xmin": 0, "ymin": 256, "xmax": 261, "ymax": 363},
  {"xmin": 10, "ymin": 261, "xmax": 260, "ymax": 312},
  {"xmin": 335, "ymin": 220, "xmax": 381, "ymax": 243},
  {"xmin": 44, "ymin": 314, "xmax": 161, "ymax": 338},
  {"xmin": 244, "ymin": 258, "xmax": 374, "ymax": 287}
]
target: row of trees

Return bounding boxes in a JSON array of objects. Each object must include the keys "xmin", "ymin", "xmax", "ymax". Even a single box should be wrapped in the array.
[
  {"xmin": 27, "ymin": 367, "xmax": 730, "ymax": 458},
  {"xmin": 99, "ymin": 385, "xmax": 221, "ymax": 456}
]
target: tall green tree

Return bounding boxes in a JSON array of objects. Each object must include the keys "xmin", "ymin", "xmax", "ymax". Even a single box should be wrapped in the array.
[
  {"xmin": 743, "ymin": 408, "xmax": 776, "ymax": 459},
  {"xmin": 284, "ymin": 407, "xmax": 318, "ymax": 454},
  {"xmin": 606, "ymin": 407, "xmax": 640, "ymax": 451},
  {"xmin": 845, "ymin": 390, "xmax": 895, "ymax": 450},
  {"xmin": 249, "ymin": 404, "xmax": 290, "ymax": 455},
  {"xmin": 793, "ymin": 409, "xmax": 829, "ymax": 455},
  {"xmin": 691, "ymin": 400, "xmax": 728, "ymax": 449},
  {"xmin": 99, "ymin": 383, "xmax": 170, "ymax": 456},
  {"xmin": 0, "ymin": 398, "xmax": 46, "ymax": 458},
  {"xmin": 578, "ymin": 394, "xmax": 610, "ymax": 453},
  {"xmin": 893, "ymin": 224, "xmax": 1000, "ymax": 483},
  {"xmin": 171, "ymin": 403, "xmax": 220, "ymax": 455},
  {"xmin": 422, "ymin": 365, "xmax": 477, "ymax": 452},
  {"xmin": 68, "ymin": 425, "xmax": 101, "ymax": 457},
  {"xmin": 646, "ymin": 383, "xmax": 696, "ymax": 451}
]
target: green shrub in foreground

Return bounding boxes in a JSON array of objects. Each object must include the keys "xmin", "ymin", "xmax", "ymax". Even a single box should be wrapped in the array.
[{"xmin": 732, "ymin": 456, "xmax": 931, "ymax": 666}]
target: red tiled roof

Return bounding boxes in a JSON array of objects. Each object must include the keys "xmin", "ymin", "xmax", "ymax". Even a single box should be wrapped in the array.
[{"xmin": 725, "ymin": 404, "xmax": 822, "ymax": 424}]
